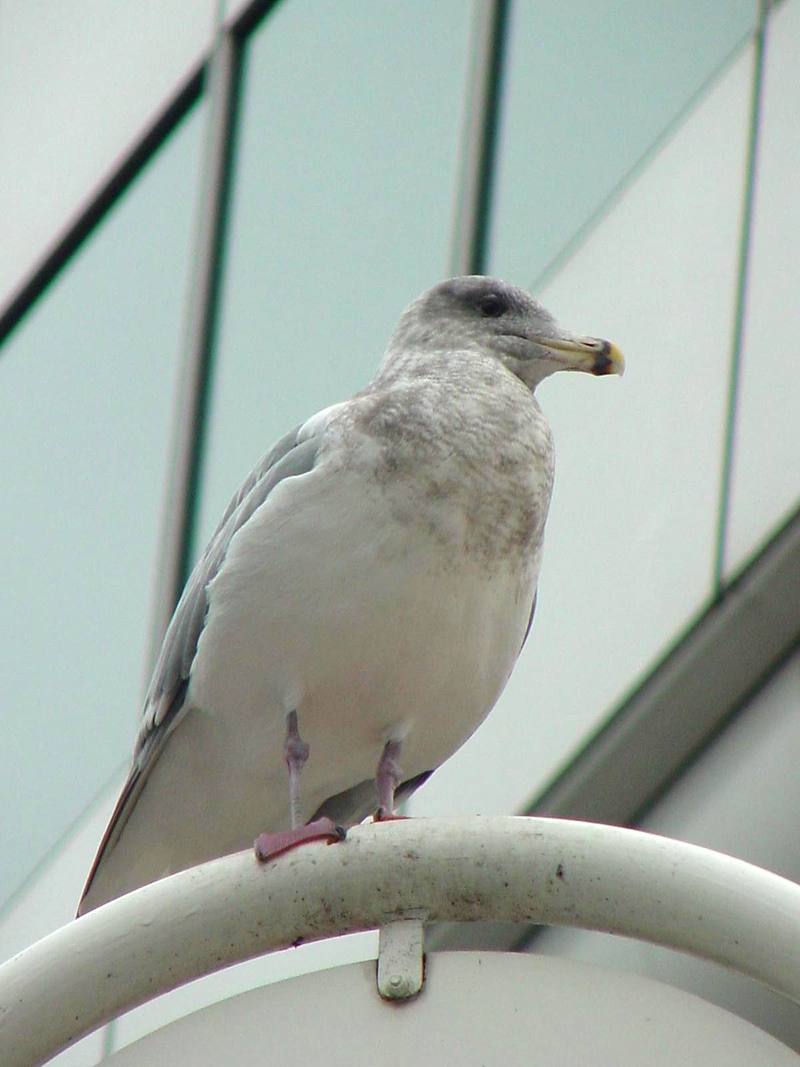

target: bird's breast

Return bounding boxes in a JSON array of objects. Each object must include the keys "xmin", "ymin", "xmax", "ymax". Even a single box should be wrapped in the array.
[
  {"xmin": 346, "ymin": 374, "xmax": 555, "ymax": 568},
  {"xmin": 189, "ymin": 446, "xmax": 542, "ymax": 798}
]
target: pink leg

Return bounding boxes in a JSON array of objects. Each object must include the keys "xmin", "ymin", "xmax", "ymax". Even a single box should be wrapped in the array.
[
  {"xmin": 375, "ymin": 739, "xmax": 403, "ymax": 819},
  {"xmin": 285, "ymin": 710, "xmax": 309, "ymax": 830},
  {"xmin": 254, "ymin": 711, "xmax": 346, "ymax": 863}
]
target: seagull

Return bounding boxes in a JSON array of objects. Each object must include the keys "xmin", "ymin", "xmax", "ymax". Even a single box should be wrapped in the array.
[{"xmin": 78, "ymin": 275, "xmax": 623, "ymax": 915}]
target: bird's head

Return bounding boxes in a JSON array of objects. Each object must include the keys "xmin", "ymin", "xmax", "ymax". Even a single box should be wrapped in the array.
[{"xmin": 386, "ymin": 275, "xmax": 624, "ymax": 390}]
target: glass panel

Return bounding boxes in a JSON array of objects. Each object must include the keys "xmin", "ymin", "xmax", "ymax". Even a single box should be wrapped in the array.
[
  {"xmin": 492, "ymin": 0, "xmax": 756, "ymax": 286},
  {"xmin": 0, "ymin": 0, "xmax": 217, "ymax": 305},
  {"xmin": 725, "ymin": 0, "xmax": 800, "ymax": 573},
  {"xmin": 413, "ymin": 46, "xmax": 752, "ymax": 819},
  {"xmin": 0, "ymin": 105, "xmax": 204, "ymax": 906},
  {"xmin": 196, "ymin": 0, "xmax": 471, "ymax": 545}
]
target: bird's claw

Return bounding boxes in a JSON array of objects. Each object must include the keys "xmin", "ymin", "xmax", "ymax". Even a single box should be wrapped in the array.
[{"xmin": 254, "ymin": 817, "xmax": 346, "ymax": 862}]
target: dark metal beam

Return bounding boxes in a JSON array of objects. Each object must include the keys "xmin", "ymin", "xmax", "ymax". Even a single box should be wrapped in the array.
[
  {"xmin": 449, "ymin": 0, "xmax": 511, "ymax": 276},
  {"xmin": 145, "ymin": 28, "xmax": 244, "ymax": 670}
]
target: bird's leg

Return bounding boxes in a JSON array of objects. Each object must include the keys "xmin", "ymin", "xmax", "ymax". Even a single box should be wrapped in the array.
[
  {"xmin": 285, "ymin": 710, "xmax": 310, "ymax": 830},
  {"xmin": 374, "ymin": 738, "xmax": 404, "ymax": 820},
  {"xmin": 254, "ymin": 711, "xmax": 346, "ymax": 863}
]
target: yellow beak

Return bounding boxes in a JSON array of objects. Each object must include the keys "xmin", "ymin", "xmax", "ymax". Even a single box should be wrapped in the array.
[{"xmin": 540, "ymin": 335, "xmax": 625, "ymax": 377}]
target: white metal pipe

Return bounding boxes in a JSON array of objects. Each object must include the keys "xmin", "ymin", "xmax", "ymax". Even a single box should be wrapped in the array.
[{"xmin": 2, "ymin": 817, "xmax": 800, "ymax": 1065}]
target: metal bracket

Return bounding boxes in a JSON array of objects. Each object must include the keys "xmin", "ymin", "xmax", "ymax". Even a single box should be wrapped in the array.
[{"xmin": 377, "ymin": 918, "xmax": 425, "ymax": 1000}]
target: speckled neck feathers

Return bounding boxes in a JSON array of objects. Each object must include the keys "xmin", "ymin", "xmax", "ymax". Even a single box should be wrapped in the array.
[{"xmin": 336, "ymin": 347, "xmax": 555, "ymax": 567}]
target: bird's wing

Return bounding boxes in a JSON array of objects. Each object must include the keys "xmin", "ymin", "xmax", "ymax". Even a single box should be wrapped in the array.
[
  {"xmin": 142, "ymin": 426, "xmax": 323, "ymax": 741},
  {"xmin": 78, "ymin": 405, "xmax": 342, "ymax": 912}
]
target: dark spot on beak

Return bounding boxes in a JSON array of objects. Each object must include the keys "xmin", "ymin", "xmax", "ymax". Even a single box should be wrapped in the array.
[{"xmin": 591, "ymin": 340, "xmax": 615, "ymax": 376}]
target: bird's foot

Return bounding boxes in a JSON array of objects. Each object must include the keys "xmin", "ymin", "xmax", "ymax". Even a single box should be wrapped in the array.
[
  {"xmin": 254, "ymin": 817, "xmax": 346, "ymax": 862},
  {"xmin": 373, "ymin": 810, "xmax": 410, "ymax": 822}
]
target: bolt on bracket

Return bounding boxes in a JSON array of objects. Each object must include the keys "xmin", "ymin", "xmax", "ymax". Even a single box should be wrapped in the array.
[{"xmin": 377, "ymin": 918, "xmax": 425, "ymax": 1000}]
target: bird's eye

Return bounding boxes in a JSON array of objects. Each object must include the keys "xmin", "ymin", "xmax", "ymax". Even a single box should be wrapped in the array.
[{"xmin": 478, "ymin": 293, "xmax": 507, "ymax": 317}]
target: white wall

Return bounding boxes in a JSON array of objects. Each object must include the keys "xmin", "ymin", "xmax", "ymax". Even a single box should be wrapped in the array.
[{"xmin": 725, "ymin": 0, "xmax": 800, "ymax": 573}]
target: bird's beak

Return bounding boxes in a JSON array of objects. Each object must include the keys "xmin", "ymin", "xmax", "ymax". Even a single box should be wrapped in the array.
[{"xmin": 537, "ymin": 334, "xmax": 625, "ymax": 377}]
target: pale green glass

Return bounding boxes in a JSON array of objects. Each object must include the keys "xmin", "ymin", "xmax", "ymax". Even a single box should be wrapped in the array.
[
  {"xmin": 0, "ymin": 106, "xmax": 203, "ymax": 905},
  {"xmin": 492, "ymin": 0, "xmax": 756, "ymax": 285},
  {"xmin": 195, "ymin": 0, "xmax": 472, "ymax": 549}
]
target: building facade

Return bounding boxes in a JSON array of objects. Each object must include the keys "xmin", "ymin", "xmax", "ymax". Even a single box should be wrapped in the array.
[{"xmin": 2, "ymin": 1, "xmax": 798, "ymax": 1059}]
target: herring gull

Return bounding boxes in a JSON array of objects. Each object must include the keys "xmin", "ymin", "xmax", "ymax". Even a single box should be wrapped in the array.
[{"xmin": 78, "ymin": 275, "xmax": 623, "ymax": 914}]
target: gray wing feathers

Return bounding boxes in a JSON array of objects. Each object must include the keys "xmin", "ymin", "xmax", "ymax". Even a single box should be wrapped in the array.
[
  {"xmin": 143, "ymin": 431, "xmax": 321, "ymax": 742},
  {"xmin": 213, "ymin": 426, "xmax": 302, "ymax": 537},
  {"xmin": 140, "ymin": 426, "xmax": 304, "ymax": 740}
]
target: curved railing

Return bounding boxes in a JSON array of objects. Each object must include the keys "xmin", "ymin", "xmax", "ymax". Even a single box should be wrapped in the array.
[{"xmin": 2, "ymin": 817, "xmax": 800, "ymax": 1065}]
